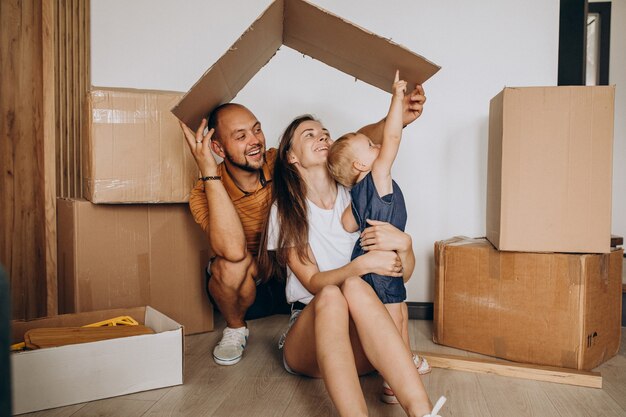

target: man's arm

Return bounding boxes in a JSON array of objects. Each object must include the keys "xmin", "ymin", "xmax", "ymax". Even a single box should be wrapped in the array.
[
  {"xmin": 182, "ymin": 120, "xmax": 247, "ymax": 262},
  {"xmin": 358, "ymin": 84, "xmax": 426, "ymax": 145}
]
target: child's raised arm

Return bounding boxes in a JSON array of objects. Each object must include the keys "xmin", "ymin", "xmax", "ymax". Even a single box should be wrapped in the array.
[{"xmin": 371, "ymin": 70, "xmax": 407, "ymax": 192}]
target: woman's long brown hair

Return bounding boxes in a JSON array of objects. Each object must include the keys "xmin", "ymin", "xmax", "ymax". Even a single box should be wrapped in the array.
[{"xmin": 258, "ymin": 115, "xmax": 317, "ymax": 281}]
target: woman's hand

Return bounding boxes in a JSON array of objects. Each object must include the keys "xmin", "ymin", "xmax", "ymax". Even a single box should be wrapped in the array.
[
  {"xmin": 360, "ymin": 219, "xmax": 412, "ymax": 253},
  {"xmin": 358, "ymin": 250, "xmax": 404, "ymax": 277},
  {"xmin": 180, "ymin": 118, "xmax": 219, "ymax": 176}
]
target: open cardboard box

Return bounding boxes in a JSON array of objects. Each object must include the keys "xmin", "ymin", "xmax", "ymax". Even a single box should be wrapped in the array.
[
  {"xmin": 11, "ymin": 306, "xmax": 183, "ymax": 415},
  {"xmin": 172, "ymin": 0, "xmax": 441, "ymax": 130}
]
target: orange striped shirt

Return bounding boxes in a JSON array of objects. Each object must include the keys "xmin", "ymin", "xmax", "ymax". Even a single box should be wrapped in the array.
[{"xmin": 189, "ymin": 148, "xmax": 276, "ymax": 257}]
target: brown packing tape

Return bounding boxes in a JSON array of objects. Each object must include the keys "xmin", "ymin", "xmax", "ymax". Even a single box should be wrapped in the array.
[
  {"xmin": 599, "ymin": 254, "xmax": 609, "ymax": 285},
  {"xmin": 432, "ymin": 240, "xmax": 443, "ymax": 344}
]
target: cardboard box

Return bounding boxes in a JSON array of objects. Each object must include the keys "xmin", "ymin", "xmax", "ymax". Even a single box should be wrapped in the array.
[
  {"xmin": 433, "ymin": 237, "xmax": 623, "ymax": 370},
  {"xmin": 486, "ymin": 86, "xmax": 615, "ymax": 253},
  {"xmin": 172, "ymin": 0, "xmax": 441, "ymax": 130},
  {"xmin": 11, "ymin": 306, "xmax": 183, "ymax": 415},
  {"xmin": 83, "ymin": 88, "xmax": 198, "ymax": 203},
  {"xmin": 57, "ymin": 198, "xmax": 213, "ymax": 334}
]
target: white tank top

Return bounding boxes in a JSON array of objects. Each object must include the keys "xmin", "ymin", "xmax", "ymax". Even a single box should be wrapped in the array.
[{"xmin": 266, "ymin": 185, "xmax": 359, "ymax": 304}]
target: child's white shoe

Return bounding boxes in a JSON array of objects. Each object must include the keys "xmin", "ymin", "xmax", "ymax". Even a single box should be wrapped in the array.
[
  {"xmin": 413, "ymin": 353, "xmax": 432, "ymax": 375},
  {"xmin": 422, "ymin": 396, "xmax": 446, "ymax": 417}
]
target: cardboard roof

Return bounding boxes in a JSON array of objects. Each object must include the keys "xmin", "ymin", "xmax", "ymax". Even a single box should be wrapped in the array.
[{"xmin": 172, "ymin": 0, "xmax": 441, "ymax": 130}]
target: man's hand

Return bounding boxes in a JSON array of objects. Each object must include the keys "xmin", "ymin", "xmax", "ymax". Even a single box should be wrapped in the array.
[
  {"xmin": 180, "ymin": 118, "xmax": 219, "ymax": 176},
  {"xmin": 360, "ymin": 219, "xmax": 412, "ymax": 253},
  {"xmin": 402, "ymin": 84, "xmax": 426, "ymax": 127}
]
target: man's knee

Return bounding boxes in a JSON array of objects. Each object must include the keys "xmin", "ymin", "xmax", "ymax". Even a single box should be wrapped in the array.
[{"xmin": 210, "ymin": 253, "xmax": 254, "ymax": 290}]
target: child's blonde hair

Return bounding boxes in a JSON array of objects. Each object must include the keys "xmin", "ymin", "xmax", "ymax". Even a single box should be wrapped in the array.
[{"xmin": 327, "ymin": 133, "xmax": 360, "ymax": 188}]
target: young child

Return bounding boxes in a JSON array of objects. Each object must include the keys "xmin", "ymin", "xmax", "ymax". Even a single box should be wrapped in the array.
[{"xmin": 327, "ymin": 71, "xmax": 430, "ymax": 404}]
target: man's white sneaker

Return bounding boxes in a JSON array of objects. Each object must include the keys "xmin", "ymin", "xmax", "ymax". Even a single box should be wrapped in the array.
[{"xmin": 213, "ymin": 326, "xmax": 249, "ymax": 366}]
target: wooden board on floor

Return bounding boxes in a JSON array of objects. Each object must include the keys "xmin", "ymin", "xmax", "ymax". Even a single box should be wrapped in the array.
[{"xmin": 419, "ymin": 351, "xmax": 602, "ymax": 388}]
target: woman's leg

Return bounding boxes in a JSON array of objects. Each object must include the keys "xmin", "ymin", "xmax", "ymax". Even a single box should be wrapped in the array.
[
  {"xmin": 385, "ymin": 302, "xmax": 410, "ymax": 350},
  {"xmin": 341, "ymin": 276, "xmax": 432, "ymax": 417},
  {"xmin": 283, "ymin": 285, "xmax": 368, "ymax": 417}
]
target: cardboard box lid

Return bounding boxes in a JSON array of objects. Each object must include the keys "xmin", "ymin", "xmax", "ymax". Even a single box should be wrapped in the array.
[{"xmin": 172, "ymin": 0, "xmax": 441, "ymax": 130}]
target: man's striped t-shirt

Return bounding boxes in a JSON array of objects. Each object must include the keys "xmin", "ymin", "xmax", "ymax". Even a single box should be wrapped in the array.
[{"xmin": 189, "ymin": 148, "xmax": 276, "ymax": 257}]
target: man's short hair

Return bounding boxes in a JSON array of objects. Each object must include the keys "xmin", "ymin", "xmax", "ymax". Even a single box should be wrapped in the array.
[{"xmin": 206, "ymin": 102, "xmax": 243, "ymax": 140}]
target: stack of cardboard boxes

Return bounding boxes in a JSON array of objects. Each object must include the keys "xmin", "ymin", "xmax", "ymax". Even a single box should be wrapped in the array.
[
  {"xmin": 434, "ymin": 86, "xmax": 622, "ymax": 371},
  {"xmin": 57, "ymin": 88, "xmax": 214, "ymax": 335}
]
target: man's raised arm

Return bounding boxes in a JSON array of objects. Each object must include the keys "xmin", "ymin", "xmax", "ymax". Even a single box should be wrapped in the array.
[
  {"xmin": 181, "ymin": 120, "xmax": 247, "ymax": 262},
  {"xmin": 358, "ymin": 84, "xmax": 426, "ymax": 144}
]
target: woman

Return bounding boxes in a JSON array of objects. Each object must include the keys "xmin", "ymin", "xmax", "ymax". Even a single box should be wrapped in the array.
[{"xmin": 262, "ymin": 115, "xmax": 446, "ymax": 417}]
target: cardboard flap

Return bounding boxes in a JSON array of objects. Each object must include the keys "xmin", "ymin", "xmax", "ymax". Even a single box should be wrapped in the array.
[
  {"xmin": 145, "ymin": 306, "xmax": 184, "ymax": 333},
  {"xmin": 284, "ymin": 0, "xmax": 440, "ymax": 94},
  {"xmin": 172, "ymin": 0, "xmax": 440, "ymax": 131},
  {"xmin": 171, "ymin": 0, "xmax": 284, "ymax": 130}
]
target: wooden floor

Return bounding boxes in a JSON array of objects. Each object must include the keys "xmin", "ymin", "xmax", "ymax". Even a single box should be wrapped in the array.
[{"xmin": 21, "ymin": 315, "xmax": 626, "ymax": 417}]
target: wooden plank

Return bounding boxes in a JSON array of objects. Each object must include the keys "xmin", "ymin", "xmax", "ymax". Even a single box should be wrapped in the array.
[
  {"xmin": 420, "ymin": 351, "xmax": 602, "ymax": 388},
  {"xmin": 58, "ymin": 0, "xmax": 68, "ymax": 198},
  {"xmin": 42, "ymin": 0, "xmax": 58, "ymax": 316},
  {"xmin": 0, "ymin": 0, "xmax": 49, "ymax": 319},
  {"xmin": 71, "ymin": 0, "xmax": 79, "ymax": 197}
]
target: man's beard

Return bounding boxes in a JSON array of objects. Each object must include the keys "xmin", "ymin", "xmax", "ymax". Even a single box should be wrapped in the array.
[{"xmin": 225, "ymin": 150, "xmax": 265, "ymax": 173}]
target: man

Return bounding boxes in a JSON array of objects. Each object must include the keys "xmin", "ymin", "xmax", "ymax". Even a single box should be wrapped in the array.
[{"xmin": 180, "ymin": 87, "xmax": 426, "ymax": 366}]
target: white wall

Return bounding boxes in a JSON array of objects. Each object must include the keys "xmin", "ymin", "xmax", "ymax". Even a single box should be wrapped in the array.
[
  {"xmin": 91, "ymin": 0, "xmax": 561, "ymax": 301},
  {"xmin": 605, "ymin": 0, "xmax": 626, "ymax": 256}
]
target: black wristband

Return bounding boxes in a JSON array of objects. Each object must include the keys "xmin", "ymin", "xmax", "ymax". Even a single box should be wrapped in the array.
[{"xmin": 200, "ymin": 175, "xmax": 222, "ymax": 181}]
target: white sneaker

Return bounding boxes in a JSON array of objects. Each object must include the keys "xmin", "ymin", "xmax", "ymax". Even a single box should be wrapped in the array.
[
  {"xmin": 381, "ymin": 381, "xmax": 399, "ymax": 404},
  {"xmin": 413, "ymin": 353, "xmax": 432, "ymax": 375},
  {"xmin": 213, "ymin": 326, "xmax": 249, "ymax": 366},
  {"xmin": 422, "ymin": 396, "xmax": 446, "ymax": 417},
  {"xmin": 381, "ymin": 355, "xmax": 432, "ymax": 404}
]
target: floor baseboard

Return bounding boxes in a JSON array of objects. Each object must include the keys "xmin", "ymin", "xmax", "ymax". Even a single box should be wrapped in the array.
[{"xmin": 407, "ymin": 302, "xmax": 433, "ymax": 320}]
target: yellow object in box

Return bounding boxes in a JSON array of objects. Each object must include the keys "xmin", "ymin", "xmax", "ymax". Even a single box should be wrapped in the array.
[{"xmin": 10, "ymin": 315, "xmax": 141, "ymax": 351}]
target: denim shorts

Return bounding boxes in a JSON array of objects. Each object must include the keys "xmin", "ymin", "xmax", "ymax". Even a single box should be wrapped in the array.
[
  {"xmin": 278, "ymin": 303, "xmax": 306, "ymax": 375},
  {"xmin": 204, "ymin": 258, "xmax": 290, "ymax": 319}
]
